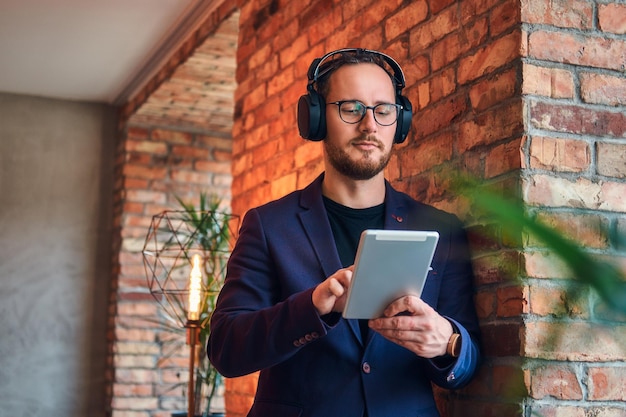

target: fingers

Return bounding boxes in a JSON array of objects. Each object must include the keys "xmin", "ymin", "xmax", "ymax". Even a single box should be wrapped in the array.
[
  {"xmin": 369, "ymin": 296, "xmax": 453, "ymax": 358},
  {"xmin": 382, "ymin": 295, "xmax": 427, "ymax": 318},
  {"xmin": 327, "ymin": 277, "xmax": 345, "ymax": 298},
  {"xmin": 312, "ymin": 268, "xmax": 353, "ymax": 315}
]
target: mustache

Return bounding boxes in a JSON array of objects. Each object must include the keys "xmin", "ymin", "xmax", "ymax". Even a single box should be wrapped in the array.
[{"xmin": 350, "ymin": 135, "xmax": 384, "ymax": 148}]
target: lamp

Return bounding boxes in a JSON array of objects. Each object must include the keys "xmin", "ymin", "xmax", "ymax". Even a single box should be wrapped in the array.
[{"xmin": 143, "ymin": 208, "xmax": 238, "ymax": 417}]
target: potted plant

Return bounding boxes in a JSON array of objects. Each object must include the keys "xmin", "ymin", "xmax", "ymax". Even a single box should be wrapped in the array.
[{"xmin": 143, "ymin": 193, "xmax": 237, "ymax": 417}]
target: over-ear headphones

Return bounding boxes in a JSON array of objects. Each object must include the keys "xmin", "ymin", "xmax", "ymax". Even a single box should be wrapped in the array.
[{"xmin": 297, "ymin": 48, "xmax": 413, "ymax": 144}]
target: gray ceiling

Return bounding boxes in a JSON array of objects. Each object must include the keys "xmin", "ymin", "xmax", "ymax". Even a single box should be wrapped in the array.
[{"xmin": 0, "ymin": 0, "xmax": 224, "ymax": 104}]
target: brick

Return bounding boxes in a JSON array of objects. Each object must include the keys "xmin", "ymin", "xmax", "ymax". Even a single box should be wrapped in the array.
[
  {"xmin": 599, "ymin": 181, "xmax": 626, "ymax": 212},
  {"xmin": 122, "ymin": 165, "xmax": 168, "ymax": 181},
  {"xmin": 525, "ymin": 321, "xmax": 626, "ymax": 361},
  {"xmin": 114, "ymin": 354, "xmax": 156, "ymax": 368},
  {"xmin": 522, "ymin": 64, "xmax": 574, "ymax": 99},
  {"xmin": 458, "ymin": 100, "xmax": 523, "ymax": 153},
  {"xmin": 529, "ymin": 364, "xmax": 583, "ymax": 400},
  {"xmin": 530, "ymin": 405, "xmax": 585, "ymax": 417},
  {"xmin": 533, "ymin": 211, "xmax": 610, "ymax": 249},
  {"xmin": 529, "ymin": 285, "xmax": 581, "ymax": 318},
  {"xmin": 111, "ymin": 411, "xmax": 150, "ymax": 417},
  {"xmin": 526, "ymin": 174, "xmax": 590, "ymax": 208},
  {"xmin": 171, "ymin": 145, "xmax": 210, "ymax": 160},
  {"xmin": 126, "ymin": 126, "xmax": 150, "ymax": 140},
  {"xmin": 125, "ymin": 140, "xmax": 168, "ymax": 154},
  {"xmin": 410, "ymin": 6, "xmax": 457, "ymax": 51},
  {"xmin": 385, "ymin": 1, "xmax": 428, "ymax": 41},
  {"xmin": 125, "ymin": 189, "xmax": 167, "ymax": 204},
  {"xmin": 528, "ymin": 31, "xmax": 626, "ymax": 72},
  {"xmin": 580, "ymin": 72, "xmax": 626, "ymax": 106},
  {"xmin": 114, "ymin": 367, "xmax": 159, "ymax": 383},
  {"xmin": 170, "ymin": 169, "xmax": 212, "ymax": 185},
  {"xmin": 294, "ymin": 141, "xmax": 322, "ymax": 169},
  {"xmin": 528, "ymin": 136, "xmax": 590, "ymax": 172},
  {"xmin": 467, "ymin": 223, "xmax": 501, "ymax": 253},
  {"xmin": 587, "ymin": 366, "xmax": 626, "ymax": 401},
  {"xmin": 151, "ymin": 129, "xmax": 193, "ymax": 145},
  {"xmin": 598, "ymin": 3, "xmax": 626, "ymax": 35},
  {"xmin": 460, "ymin": 0, "xmax": 501, "ymax": 24},
  {"xmin": 470, "ymin": 67, "xmax": 519, "ymax": 112},
  {"xmin": 473, "ymin": 251, "xmax": 523, "ymax": 285},
  {"xmin": 523, "ymin": 250, "xmax": 572, "ymax": 279},
  {"xmin": 112, "ymin": 397, "xmax": 159, "ymax": 410},
  {"xmin": 195, "ymin": 160, "xmax": 231, "ymax": 174},
  {"xmin": 429, "ymin": 67, "xmax": 456, "ymax": 103},
  {"xmin": 521, "ymin": 0, "xmax": 593, "ymax": 29},
  {"xmin": 529, "ymin": 101, "xmax": 626, "ymax": 139},
  {"xmin": 496, "ymin": 285, "xmax": 529, "ymax": 317},
  {"xmin": 113, "ymin": 382, "xmax": 153, "ymax": 397},
  {"xmin": 115, "ymin": 328, "xmax": 157, "ymax": 343},
  {"xmin": 490, "ymin": 0, "xmax": 521, "ymax": 36},
  {"xmin": 475, "ymin": 290, "xmax": 496, "ymax": 319},
  {"xmin": 116, "ymin": 302, "xmax": 158, "ymax": 317},
  {"xmin": 458, "ymin": 31, "xmax": 521, "ymax": 85},
  {"xmin": 270, "ymin": 172, "xmax": 297, "ymax": 199},
  {"xmin": 399, "ymin": 131, "xmax": 453, "ymax": 176},
  {"xmin": 414, "ymin": 93, "xmax": 468, "ymax": 139},
  {"xmin": 485, "ymin": 137, "xmax": 524, "ymax": 178}
]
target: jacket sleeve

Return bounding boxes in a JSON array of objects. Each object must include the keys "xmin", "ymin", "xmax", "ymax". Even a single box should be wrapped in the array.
[{"xmin": 207, "ymin": 208, "xmax": 334, "ymax": 377}]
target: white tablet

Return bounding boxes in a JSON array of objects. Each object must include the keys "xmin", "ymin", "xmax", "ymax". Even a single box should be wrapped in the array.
[{"xmin": 342, "ymin": 230, "xmax": 439, "ymax": 319}]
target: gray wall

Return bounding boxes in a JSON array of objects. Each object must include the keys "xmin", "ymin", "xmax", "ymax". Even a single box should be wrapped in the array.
[{"xmin": 0, "ymin": 93, "xmax": 116, "ymax": 416}]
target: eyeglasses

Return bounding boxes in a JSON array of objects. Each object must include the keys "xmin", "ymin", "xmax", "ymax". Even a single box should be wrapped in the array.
[{"xmin": 327, "ymin": 100, "xmax": 402, "ymax": 126}]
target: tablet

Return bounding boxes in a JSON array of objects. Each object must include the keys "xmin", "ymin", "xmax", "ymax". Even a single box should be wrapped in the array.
[{"xmin": 342, "ymin": 230, "xmax": 439, "ymax": 319}]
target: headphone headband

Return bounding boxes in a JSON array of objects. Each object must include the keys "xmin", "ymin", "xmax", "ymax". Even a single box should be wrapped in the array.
[{"xmin": 306, "ymin": 48, "xmax": 407, "ymax": 93}]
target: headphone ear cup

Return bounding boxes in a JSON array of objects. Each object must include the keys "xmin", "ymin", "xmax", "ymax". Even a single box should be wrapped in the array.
[
  {"xmin": 297, "ymin": 90, "xmax": 326, "ymax": 141},
  {"xmin": 394, "ymin": 94, "xmax": 413, "ymax": 144}
]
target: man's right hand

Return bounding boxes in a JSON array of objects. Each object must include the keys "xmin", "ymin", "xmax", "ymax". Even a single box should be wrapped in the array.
[{"xmin": 311, "ymin": 267, "xmax": 353, "ymax": 315}]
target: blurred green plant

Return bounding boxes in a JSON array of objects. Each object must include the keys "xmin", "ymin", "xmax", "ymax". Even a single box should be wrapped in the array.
[{"xmin": 453, "ymin": 175, "xmax": 626, "ymax": 315}]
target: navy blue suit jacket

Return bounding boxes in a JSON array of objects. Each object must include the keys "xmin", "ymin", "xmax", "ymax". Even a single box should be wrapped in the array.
[{"xmin": 208, "ymin": 174, "xmax": 481, "ymax": 417}]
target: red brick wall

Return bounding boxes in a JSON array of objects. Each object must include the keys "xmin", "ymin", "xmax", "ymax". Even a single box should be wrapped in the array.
[{"xmin": 108, "ymin": 0, "xmax": 626, "ymax": 416}]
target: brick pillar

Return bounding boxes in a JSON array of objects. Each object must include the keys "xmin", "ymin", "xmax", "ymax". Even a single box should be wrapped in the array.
[{"xmin": 519, "ymin": 1, "xmax": 626, "ymax": 415}]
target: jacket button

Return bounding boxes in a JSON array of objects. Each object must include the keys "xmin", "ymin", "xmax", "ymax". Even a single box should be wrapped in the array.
[{"xmin": 362, "ymin": 362, "xmax": 371, "ymax": 374}]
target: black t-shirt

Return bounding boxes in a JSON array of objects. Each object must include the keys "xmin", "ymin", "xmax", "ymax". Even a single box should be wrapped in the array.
[
  {"xmin": 323, "ymin": 196, "xmax": 385, "ymax": 268},
  {"xmin": 323, "ymin": 196, "xmax": 385, "ymax": 342}
]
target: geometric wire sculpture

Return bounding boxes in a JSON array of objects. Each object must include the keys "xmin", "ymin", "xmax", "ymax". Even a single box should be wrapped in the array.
[
  {"xmin": 142, "ymin": 209, "xmax": 239, "ymax": 417},
  {"xmin": 142, "ymin": 210, "xmax": 239, "ymax": 328}
]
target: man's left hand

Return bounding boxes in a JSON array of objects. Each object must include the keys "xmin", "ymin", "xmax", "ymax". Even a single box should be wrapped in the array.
[{"xmin": 368, "ymin": 296, "xmax": 453, "ymax": 358}]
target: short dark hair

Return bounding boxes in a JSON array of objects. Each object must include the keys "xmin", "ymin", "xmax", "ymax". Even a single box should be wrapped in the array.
[{"xmin": 315, "ymin": 50, "xmax": 397, "ymax": 99}]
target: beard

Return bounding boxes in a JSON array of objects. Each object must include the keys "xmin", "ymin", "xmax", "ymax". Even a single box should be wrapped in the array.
[{"xmin": 324, "ymin": 135, "xmax": 392, "ymax": 181}]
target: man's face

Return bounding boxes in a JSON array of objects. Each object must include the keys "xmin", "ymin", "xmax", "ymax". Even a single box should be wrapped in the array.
[{"xmin": 323, "ymin": 63, "xmax": 397, "ymax": 181}]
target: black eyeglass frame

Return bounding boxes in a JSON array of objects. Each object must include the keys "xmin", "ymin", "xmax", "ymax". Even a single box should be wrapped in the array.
[{"xmin": 327, "ymin": 100, "xmax": 403, "ymax": 126}]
